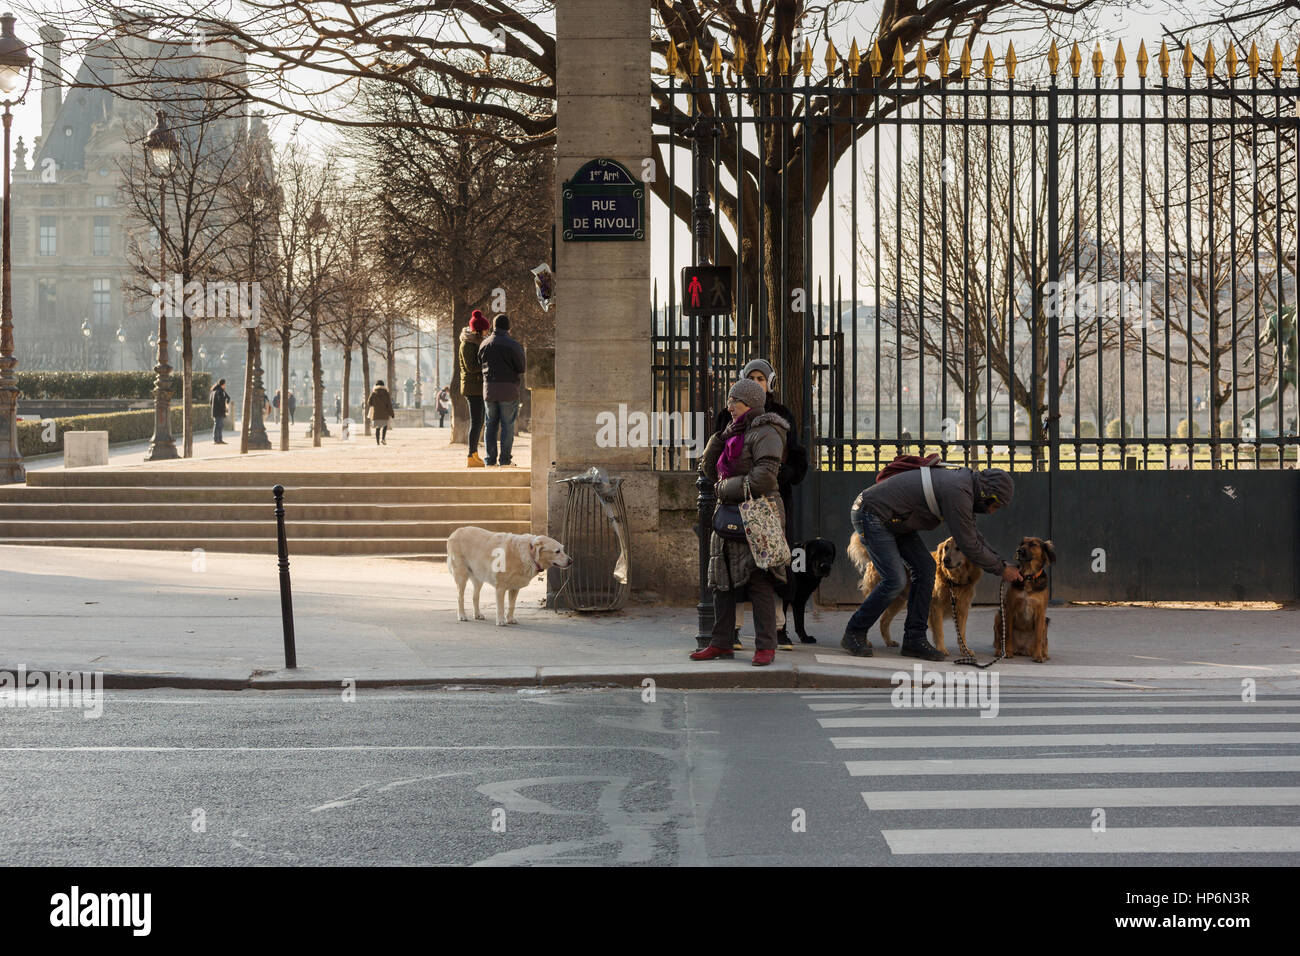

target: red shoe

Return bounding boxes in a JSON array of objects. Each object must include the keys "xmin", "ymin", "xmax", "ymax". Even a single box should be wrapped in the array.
[
  {"xmin": 752, "ymin": 649, "xmax": 776, "ymax": 667},
  {"xmin": 690, "ymin": 645, "xmax": 735, "ymax": 661}
]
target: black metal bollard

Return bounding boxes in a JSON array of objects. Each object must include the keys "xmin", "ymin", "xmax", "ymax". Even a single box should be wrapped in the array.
[{"xmin": 272, "ymin": 484, "xmax": 297, "ymax": 668}]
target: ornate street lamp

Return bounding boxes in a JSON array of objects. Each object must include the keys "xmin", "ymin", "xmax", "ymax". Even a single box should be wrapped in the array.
[
  {"xmin": 242, "ymin": 165, "xmax": 273, "ymax": 451},
  {"xmin": 0, "ymin": 12, "xmax": 34, "ymax": 483},
  {"xmin": 116, "ymin": 326, "xmax": 125, "ymax": 370},
  {"xmin": 81, "ymin": 318, "xmax": 91, "ymax": 370},
  {"xmin": 144, "ymin": 109, "xmax": 179, "ymax": 461}
]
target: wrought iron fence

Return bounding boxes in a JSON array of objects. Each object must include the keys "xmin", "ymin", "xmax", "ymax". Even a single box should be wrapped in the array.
[{"xmin": 651, "ymin": 35, "xmax": 1300, "ymax": 472}]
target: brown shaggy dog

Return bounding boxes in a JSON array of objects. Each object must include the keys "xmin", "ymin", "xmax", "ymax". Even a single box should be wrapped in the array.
[
  {"xmin": 995, "ymin": 537, "xmax": 1056, "ymax": 662},
  {"xmin": 847, "ymin": 534, "xmax": 982, "ymax": 655}
]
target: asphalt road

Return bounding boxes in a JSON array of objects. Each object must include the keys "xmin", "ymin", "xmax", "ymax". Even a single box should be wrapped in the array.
[{"xmin": 1, "ymin": 687, "xmax": 1298, "ymax": 867}]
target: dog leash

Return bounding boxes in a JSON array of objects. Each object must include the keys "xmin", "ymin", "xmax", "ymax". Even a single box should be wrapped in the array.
[{"xmin": 951, "ymin": 580, "xmax": 1007, "ymax": 669}]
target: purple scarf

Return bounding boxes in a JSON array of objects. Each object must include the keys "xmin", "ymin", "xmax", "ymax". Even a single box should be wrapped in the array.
[{"xmin": 716, "ymin": 410, "xmax": 753, "ymax": 480}]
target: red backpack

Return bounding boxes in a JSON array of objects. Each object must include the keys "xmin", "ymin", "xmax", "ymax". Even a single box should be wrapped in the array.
[{"xmin": 874, "ymin": 453, "xmax": 945, "ymax": 483}]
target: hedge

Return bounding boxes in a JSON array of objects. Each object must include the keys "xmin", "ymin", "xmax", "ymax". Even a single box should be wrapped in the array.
[
  {"xmin": 16, "ymin": 370, "xmax": 212, "ymax": 401},
  {"xmin": 1105, "ymin": 419, "xmax": 1134, "ymax": 439},
  {"xmin": 17, "ymin": 406, "xmax": 215, "ymax": 458}
]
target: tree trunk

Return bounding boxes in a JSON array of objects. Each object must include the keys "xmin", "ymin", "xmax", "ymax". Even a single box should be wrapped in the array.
[
  {"xmin": 449, "ymin": 293, "xmax": 470, "ymax": 445},
  {"xmin": 181, "ymin": 316, "xmax": 194, "ymax": 457},
  {"xmin": 361, "ymin": 342, "xmax": 372, "ymax": 437},
  {"xmin": 279, "ymin": 329, "xmax": 291, "ymax": 451},
  {"xmin": 761, "ymin": 182, "xmax": 805, "ymax": 456},
  {"xmin": 342, "ymin": 344, "xmax": 353, "ymax": 424},
  {"xmin": 240, "ymin": 326, "xmax": 255, "ymax": 454},
  {"xmin": 385, "ymin": 313, "xmax": 396, "ymax": 398},
  {"xmin": 311, "ymin": 307, "xmax": 324, "ymax": 447}
]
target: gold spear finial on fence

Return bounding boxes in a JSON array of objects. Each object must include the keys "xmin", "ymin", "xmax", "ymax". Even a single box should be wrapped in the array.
[
  {"xmin": 665, "ymin": 41, "xmax": 679, "ymax": 78},
  {"xmin": 1181, "ymin": 41, "xmax": 1194, "ymax": 77},
  {"xmin": 825, "ymin": 37, "xmax": 839, "ymax": 78},
  {"xmin": 710, "ymin": 38, "xmax": 724, "ymax": 76},
  {"xmin": 938, "ymin": 41, "xmax": 950, "ymax": 78},
  {"xmin": 1204, "ymin": 40, "xmax": 1216, "ymax": 77},
  {"xmin": 848, "ymin": 39, "xmax": 860, "ymax": 77},
  {"xmin": 1225, "ymin": 42, "xmax": 1237, "ymax": 78},
  {"xmin": 895, "ymin": 39, "xmax": 906, "ymax": 77},
  {"xmin": 1005, "ymin": 41, "xmax": 1017, "ymax": 80},
  {"xmin": 777, "ymin": 37, "xmax": 791, "ymax": 74},
  {"xmin": 1069, "ymin": 41, "xmax": 1082, "ymax": 78},
  {"xmin": 756, "ymin": 39, "xmax": 769, "ymax": 76},
  {"xmin": 688, "ymin": 38, "xmax": 701, "ymax": 75},
  {"xmin": 1048, "ymin": 39, "xmax": 1059, "ymax": 76},
  {"xmin": 1272, "ymin": 40, "xmax": 1284, "ymax": 77},
  {"xmin": 1114, "ymin": 40, "xmax": 1126, "ymax": 78},
  {"xmin": 870, "ymin": 40, "xmax": 883, "ymax": 76},
  {"xmin": 1247, "ymin": 40, "xmax": 1259, "ymax": 78},
  {"xmin": 801, "ymin": 37, "xmax": 814, "ymax": 76},
  {"xmin": 983, "ymin": 42, "xmax": 995, "ymax": 77},
  {"xmin": 916, "ymin": 40, "xmax": 928, "ymax": 78},
  {"xmin": 1092, "ymin": 41, "xmax": 1104, "ymax": 77},
  {"xmin": 1137, "ymin": 40, "xmax": 1149, "ymax": 78},
  {"xmin": 734, "ymin": 36, "xmax": 747, "ymax": 76},
  {"xmin": 1158, "ymin": 40, "xmax": 1170, "ymax": 78},
  {"xmin": 960, "ymin": 39, "xmax": 972, "ymax": 79}
]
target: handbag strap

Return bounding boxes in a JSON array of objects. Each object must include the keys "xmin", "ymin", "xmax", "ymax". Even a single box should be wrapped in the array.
[{"xmin": 920, "ymin": 465, "xmax": 942, "ymax": 519}]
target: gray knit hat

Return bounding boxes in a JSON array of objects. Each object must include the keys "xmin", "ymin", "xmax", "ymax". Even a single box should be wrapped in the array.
[
  {"xmin": 977, "ymin": 468, "xmax": 1015, "ymax": 509},
  {"xmin": 728, "ymin": 377, "xmax": 767, "ymax": 412},
  {"xmin": 740, "ymin": 358, "xmax": 776, "ymax": 389}
]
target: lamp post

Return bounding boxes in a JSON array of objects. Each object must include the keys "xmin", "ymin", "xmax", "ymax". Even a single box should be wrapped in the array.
[
  {"xmin": 144, "ymin": 109, "xmax": 179, "ymax": 461},
  {"xmin": 691, "ymin": 115, "xmax": 716, "ymax": 648},
  {"xmin": 242, "ymin": 166, "xmax": 273, "ymax": 452},
  {"xmin": 116, "ymin": 326, "xmax": 124, "ymax": 370},
  {"xmin": 0, "ymin": 12, "xmax": 33, "ymax": 482},
  {"xmin": 80, "ymin": 318, "xmax": 90, "ymax": 370},
  {"xmin": 414, "ymin": 322, "xmax": 422, "ymax": 408},
  {"xmin": 306, "ymin": 199, "xmax": 330, "ymax": 444}
]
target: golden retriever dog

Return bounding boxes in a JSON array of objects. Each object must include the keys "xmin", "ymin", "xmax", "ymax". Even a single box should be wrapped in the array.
[
  {"xmin": 447, "ymin": 526, "xmax": 573, "ymax": 626},
  {"xmin": 847, "ymin": 534, "xmax": 982, "ymax": 655},
  {"xmin": 995, "ymin": 537, "xmax": 1056, "ymax": 662}
]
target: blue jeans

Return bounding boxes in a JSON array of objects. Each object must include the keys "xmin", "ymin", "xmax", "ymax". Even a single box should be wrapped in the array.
[
  {"xmin": 484, "ymin": 400, "xmax": 518, "ymax": 464},
  {"xmin": 213, "ymin": 416, "xmax": 225, "ymax": 443},
  {"xmin": 845, "ymin": 503, "xmax": 935, "ymax": 644}
]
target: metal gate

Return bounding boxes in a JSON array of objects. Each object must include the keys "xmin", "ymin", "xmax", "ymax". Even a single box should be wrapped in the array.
[{"xmin": 651, "ymin": 34, "xmax": 1300, "ymax": 602}]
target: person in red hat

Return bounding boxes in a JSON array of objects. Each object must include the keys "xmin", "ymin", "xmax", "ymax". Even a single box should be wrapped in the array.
[{"xmin": 460, "ymin": 310, "xmax": 490, "ymax": 467}]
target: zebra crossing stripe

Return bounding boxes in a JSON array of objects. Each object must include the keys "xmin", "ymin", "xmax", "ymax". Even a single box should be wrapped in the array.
[
  {"xmin": 821, "ymin": 713, "xmax": 1300, "ymax": 728},
  {"xmin": 844, "ymin": 756, "xmax": 1300, "ymax": 775},
  {"xmin": 862, "ymin": 787, "xmax": 1300, "ymax": 810},
  {"xmin": 831, "ymin": 731, "xmax": 1300, "ymax": 749},
  {"xmin": 881, "ymin": 827, "xmax": 1300, "ymax": 854}
]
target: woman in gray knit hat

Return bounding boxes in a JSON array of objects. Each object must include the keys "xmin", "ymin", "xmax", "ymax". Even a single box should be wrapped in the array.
[{"xmin": 691, "ymin": 377, "xmax": 791, "ymax": 667}]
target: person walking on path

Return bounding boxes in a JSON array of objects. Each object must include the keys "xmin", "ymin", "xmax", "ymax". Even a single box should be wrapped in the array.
[
  {"xmin": 366, "ymin": 379, "xmax": 395, "ymax": 445},
  {"xmin": 210, "ymin": 378, "xmax": 232, "ymax": 444},
  {"xmin": 272, "ymin": 389, "xmax": 281, "ymax": 423},
  {"xmin": 460, "ymin": 310, "xmax": 490, "ymax": 467},
  {"xmin": 843, "ymin": 465, "xmax": 1023, "ymax": 660},
  {"xmin": 691, "ymin": 377, "xmax": 791, "ymax": 667},
  {"xmin": 287, "ymin": 391, "xmax": 297, "ymax": 424},
  {"xmin": 478, "ymin": 313, "xmax": 526, "ymax": 467},
  {"xmin": 436, "ymin": 387, "xmax": 451, "ymax": 428},
  {"xmin": 713, "ymin": 358, "xmax": 808, "ymax": 651}
]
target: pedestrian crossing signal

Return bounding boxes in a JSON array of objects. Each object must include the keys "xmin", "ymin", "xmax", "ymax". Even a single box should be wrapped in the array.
[{"xmin": 680, "ymin": 266, "xmax": 733, "ymax": 316}]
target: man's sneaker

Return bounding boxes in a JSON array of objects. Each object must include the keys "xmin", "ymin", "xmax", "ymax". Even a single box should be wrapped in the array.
[
  {"xmin": 901, "ymin": 639, "xmax": 946, "ymax": 662},
  {"xmin": 840, "ymin": 630, "xmax": 873, "ymax": 657},
  {"xmin": 776, "ymin": 626, "xmax": 794, "ymax": 650},
  {"xmin": 732, "ymin": 627, "xmax": 743, "ymax": 651},
  {"xmin": 690, "ymin": 645, "xmax": 735, "ymax": 661}
]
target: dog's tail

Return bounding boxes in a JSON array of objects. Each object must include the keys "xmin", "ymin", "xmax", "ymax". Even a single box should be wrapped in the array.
[{"xmin": 846, "ymin": 531, "xmax": 871, "ymax": 576}]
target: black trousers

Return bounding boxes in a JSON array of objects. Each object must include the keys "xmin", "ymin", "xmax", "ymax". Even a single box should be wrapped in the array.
[
  {"xmin": 467, "ymin": 395, "xmax": 485, "ymax": 454},
  {"xmin": 710, "ymin": 568, "xmax": 779, "ymax": 652}
]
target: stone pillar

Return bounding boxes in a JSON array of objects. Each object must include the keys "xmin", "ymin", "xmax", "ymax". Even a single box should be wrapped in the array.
[
  {"xmin": 550, "ymin": 0, "xmax": 657, "ymax": 589},
  {"xmin": 525, "ymin": 347, "xmax": 554, "ymax": 536}
]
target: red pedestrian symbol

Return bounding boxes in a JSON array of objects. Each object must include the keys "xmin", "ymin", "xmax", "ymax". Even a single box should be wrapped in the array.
[{"xmin": 687, "ymin": 274, "xmax": 702, "ymax": 308}]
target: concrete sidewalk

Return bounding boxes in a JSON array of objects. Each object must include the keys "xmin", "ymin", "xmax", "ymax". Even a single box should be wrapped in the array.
[{"xmin": 2, "ymin": 545, "xmax": 1297, "ymax": 691}]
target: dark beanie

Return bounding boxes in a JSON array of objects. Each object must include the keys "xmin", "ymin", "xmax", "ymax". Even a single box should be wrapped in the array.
[
  {"xmin": 494, "ymin": 313, "xmax": 510, "ymax": 332},
  {"xmin": 469, "ymin": 310, "xmax": 489, "ymax": 333},
  {"xmin": 977, "ymin": 469, "xmax": 1015, "ymax": 509}
]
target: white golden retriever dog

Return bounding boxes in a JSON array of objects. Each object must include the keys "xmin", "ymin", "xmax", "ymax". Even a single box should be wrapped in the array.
[{"xmin": 447, "ymin": 526, "xmax": 573, "ymax": 626}]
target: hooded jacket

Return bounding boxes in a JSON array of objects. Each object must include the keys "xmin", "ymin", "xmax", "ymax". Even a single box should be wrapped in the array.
[
  {"xmin": 365, "ymin": 385, "xmax": 395, "ymax": 421},
  {"xmin": 856, "ymin": 466, "xmax": 1012, "ymax": 575},
  {"xmin": 699, "ymin": 410, "xmax": 791, "ymax": 591},
  {"xmin": 458, "ymin": 327, "xmax": 484, "ymax": 398}
]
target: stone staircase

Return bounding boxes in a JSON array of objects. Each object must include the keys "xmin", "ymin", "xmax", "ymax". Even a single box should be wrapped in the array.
[{"xmin": 0, "ymin": 470, "xmax": 531, "ymax": 556}]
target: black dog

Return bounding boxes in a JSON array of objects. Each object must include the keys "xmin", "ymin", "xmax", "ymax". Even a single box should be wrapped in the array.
[{"xmin": 779, "ymin": 537, "xmax": 836, "ymax": 644}]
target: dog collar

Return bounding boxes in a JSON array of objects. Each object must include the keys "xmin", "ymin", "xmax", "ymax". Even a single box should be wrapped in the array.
[{"xmin": 1017, "ymin": 567, "xmax": 1047, "ymax": 587}]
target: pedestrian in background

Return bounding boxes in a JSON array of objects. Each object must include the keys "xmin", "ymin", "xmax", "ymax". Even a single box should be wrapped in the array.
[
  {"xmin": 478, "ymin": 313, "xmax": 526, "ymax": 467},
  {"xmin": 691, "ymin": 377, "xmax": 791, "ymax": 667},
  {"xmin": 287, "ymin": 391, "xmax": 297, "ymax": 424},
  {"xmin": 460, "ymin": 310, "xmax": 489, "ymax": 467},
  {"xmin": 436, "ymin": 387, "xmax": 451, "ymax": 428},
  {"xmin": 272, "ymin": 389, "xmax": 281, "ymax": 423},
  {"xmin": 366, "ymin": 379, "xmax": 394, "ymax": 445},
  {"xmin": 210, "ymin": 378, "xmax": 232, "ymax": 444}
]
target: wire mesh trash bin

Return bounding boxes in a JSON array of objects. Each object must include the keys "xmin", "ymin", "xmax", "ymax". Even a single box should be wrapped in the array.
[{"xmin": 554, "ymin": 467, "xmax": 629, "ymax": 611}]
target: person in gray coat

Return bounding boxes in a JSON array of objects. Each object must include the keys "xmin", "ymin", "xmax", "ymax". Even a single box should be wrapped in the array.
[
  {"xmin": 690, "ymin": 377, "xmax": 790, "ymax": 667},
  {"xmin": 843, "ymin": 465, "xmax": 1023, "ymax": 659}
]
